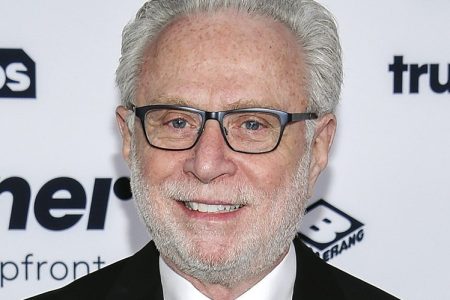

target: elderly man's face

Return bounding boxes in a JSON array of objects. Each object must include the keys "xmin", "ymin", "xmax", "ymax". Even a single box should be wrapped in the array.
[{"xmin": 117, "ymin": 10, "xmax": 334, "ymax": 285}]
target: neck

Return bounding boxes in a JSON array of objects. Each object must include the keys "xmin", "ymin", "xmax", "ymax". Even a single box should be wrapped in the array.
[{"xmin": 162, "ymin": 247, "xmax": 289, "ymax": 300}]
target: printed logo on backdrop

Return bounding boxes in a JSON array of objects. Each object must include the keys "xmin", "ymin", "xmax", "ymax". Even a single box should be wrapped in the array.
[
  {"xmin": 389, "ymin": 55, "xmax": 450, "ymax": 94},
  {"xmin": 0, "ymin": 48, "xmax": 36, "ymax": 98},
  {"xmin": 299, "ymin": 199, "xmax": 364, "ymax": 261},
  {"xmin": 0, "ymin": 176, "xmax": 131, "ymax": 231},
  {"xmin": 0, "ymin": 176, "xmax": 132, "ymax": 289}
]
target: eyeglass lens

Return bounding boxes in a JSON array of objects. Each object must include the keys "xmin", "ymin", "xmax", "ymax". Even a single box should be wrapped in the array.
[{"xmin": 143, "ymin": 108, "xmax": 282, "ymax": 153}]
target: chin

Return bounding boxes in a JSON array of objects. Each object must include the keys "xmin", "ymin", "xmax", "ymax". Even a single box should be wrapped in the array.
[{"xmin": 190, "ymin": 238, "xmax": 240, "ymax": 262}]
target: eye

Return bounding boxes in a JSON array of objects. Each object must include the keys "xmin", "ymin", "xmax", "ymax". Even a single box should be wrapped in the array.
[
  {"xmin": 243, "ymin": 120, "xmax": 262, "ymax": 131},
  {"xmin": 169, "ymin": 118, "xmax": 188, "ymax": 129}
]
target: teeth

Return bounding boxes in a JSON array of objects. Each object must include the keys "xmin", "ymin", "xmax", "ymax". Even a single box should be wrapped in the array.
[{"xmin": 184, "ymin": 202, "xmax": 242, "ymax": 213}]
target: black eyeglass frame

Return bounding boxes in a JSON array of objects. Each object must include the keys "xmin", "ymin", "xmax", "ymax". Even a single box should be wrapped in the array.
[{"xmin": 132, "ymin": 104, "xmax": 318, "ymax": 154}]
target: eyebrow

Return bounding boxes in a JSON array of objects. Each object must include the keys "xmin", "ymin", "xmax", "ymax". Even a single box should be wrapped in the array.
[
  {"xmin": 225, "ymin": 99, "xmax": 280, "ymax": 110},
  {"xmin": 148, "ymin": 96, "xmax": 281, "ymax": 111},
  {"xmin": 148, "ymin": 96, "xmax": 191, "ymax": 106}
]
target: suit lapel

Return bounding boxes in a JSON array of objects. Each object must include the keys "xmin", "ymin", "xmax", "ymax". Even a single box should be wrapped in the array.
[
  {"xmin": 292, "ymin": 237, "xmax": 345, "ymax": 299},
  {"xmin": 106, "ymin": 241, "xmax": 164, "ymax": 300}
]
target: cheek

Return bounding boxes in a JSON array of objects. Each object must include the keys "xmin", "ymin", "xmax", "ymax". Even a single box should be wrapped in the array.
[
  {"xmin": 142, "ymin": 150, "xmax": 186, "ymax": 184},
  {"xmin": 134, "ymin": 133, "xmax": 187, "ymax": 185},
  {"xmin": 235, "ymin": 154, "xmax": 297, "ymax": 193},
  {"xmin": 242, "ymin": 136, "xmax": 305, "ymax": 190}
]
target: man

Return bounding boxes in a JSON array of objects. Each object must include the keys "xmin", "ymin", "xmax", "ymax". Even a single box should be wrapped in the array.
[{"xmin": 30, "ymin": 0, "xmax": 398, "ymax": 299}]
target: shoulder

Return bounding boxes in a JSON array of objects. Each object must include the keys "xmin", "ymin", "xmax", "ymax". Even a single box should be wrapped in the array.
[
  {"xmin": 26, "ymin": 241, "xmax": 163, "ymax": 300},
  {"xmin": 26, "ymin": 258, "xmax": 130, "ymax": 300},
  {"xmin": 293, "ymin": 237, "xmax": 399, "ymax": 300}
]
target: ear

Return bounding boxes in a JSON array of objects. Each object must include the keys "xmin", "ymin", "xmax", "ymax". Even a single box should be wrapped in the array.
[
  {"xmin": 307, "ymin": 113, "xmax": 337, "ymax": 198},
  {"xmin": 115, "ymin": 105, "xmax": 133, "ymax": 165}
]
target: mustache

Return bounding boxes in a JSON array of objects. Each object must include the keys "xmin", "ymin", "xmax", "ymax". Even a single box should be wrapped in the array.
[{"xmin": 157, "ymin": 178, "xmax": 268, "ymax": 205}]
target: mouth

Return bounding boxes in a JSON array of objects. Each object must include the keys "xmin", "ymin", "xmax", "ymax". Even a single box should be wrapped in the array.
[{"xmin": 183, "ymin": 201, "xmax": 244, "ymax": 213}]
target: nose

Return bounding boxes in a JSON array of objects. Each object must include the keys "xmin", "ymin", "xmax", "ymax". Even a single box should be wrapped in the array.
[{"xmin": 183, "ymin": 120, "xmax": 237, "ymax": 183}]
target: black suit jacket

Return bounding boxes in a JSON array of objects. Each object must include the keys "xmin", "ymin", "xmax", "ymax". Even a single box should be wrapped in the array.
[{"xmin": 28, "ymin": 238, "xmax": 398, "ymax": 299}]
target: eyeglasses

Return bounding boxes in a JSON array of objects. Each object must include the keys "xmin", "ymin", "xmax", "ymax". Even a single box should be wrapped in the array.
[{"xmin": 132, "ymin": 104, "xmax": 317, "ymax": 154}]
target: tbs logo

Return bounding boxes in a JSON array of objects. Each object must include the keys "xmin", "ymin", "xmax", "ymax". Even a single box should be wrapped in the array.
[
  {"xmin": 299, "ymin": 199, "xmax": 364, "ymax": 261},
  {"xmin": 0, "ymin": 49, "xmax": 36, "ymax": 98}
]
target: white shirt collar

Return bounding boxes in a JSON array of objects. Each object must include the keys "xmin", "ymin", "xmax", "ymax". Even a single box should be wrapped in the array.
[{"xmin": 159, "ymin": 242, "xmax": 296, "ymax": 300}]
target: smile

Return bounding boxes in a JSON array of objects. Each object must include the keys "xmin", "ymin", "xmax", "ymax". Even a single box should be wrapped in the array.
[{"xmin": 183, "ymin": 201, "xmax": 244, "ymax": 213}]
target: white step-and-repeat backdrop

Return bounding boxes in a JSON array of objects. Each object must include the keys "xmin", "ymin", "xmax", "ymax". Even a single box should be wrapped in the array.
[{"xmin": 1, "ymin": 1, "xmax": 449, "ymax": 299}]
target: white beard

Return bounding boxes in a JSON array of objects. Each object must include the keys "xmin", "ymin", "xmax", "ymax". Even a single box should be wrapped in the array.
[{"xmin": 129, "ymin": 140, "xmax": 311, "ymax": 287}]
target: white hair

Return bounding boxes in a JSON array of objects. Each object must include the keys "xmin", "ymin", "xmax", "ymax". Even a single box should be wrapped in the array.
[{"xmin": 116, "ymin": 0, "xmax": 342, "ymax": 121}]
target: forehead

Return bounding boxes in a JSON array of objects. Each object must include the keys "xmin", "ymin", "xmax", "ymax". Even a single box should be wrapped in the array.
[{"xmin": 137, "ymin": 9, "xmax": 307, "ymax": 111}]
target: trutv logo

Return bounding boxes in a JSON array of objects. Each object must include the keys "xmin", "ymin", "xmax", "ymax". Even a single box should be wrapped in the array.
[
  {"xmin": 0, "ymin": 49, "xmax": 36, "ymax": 98},
  {"xmin": 389, "ymin": 55, "xmax": 450, "ymax": 94},
  {"xmin": 299, "ymin": 199, "xmax": 364, "ymax": 261},
  {"xmin": 0, "ymin": 177, "xmax": 131, "ymax": 231}
]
